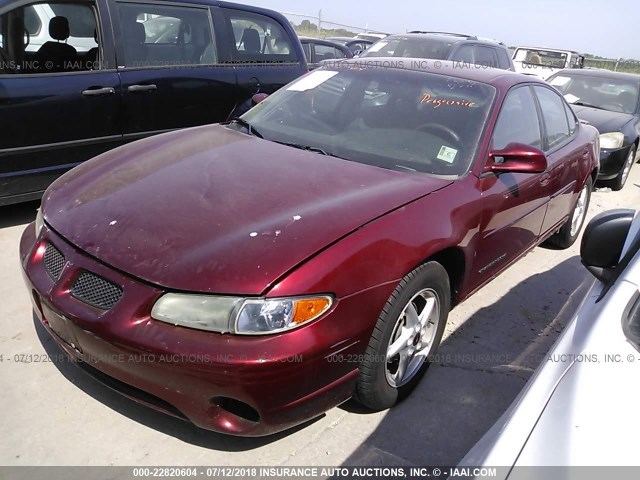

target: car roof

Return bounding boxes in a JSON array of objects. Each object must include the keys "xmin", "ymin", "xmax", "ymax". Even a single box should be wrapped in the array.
[
  {"xmin": 327, "ymin": 37, "xmax": 373, "ymax": 44},
  {"xmin": 391, "ymin": 32, "xmax": 505, "ymax": 46},
  {"xmin": 324, "ymin": 58, "xmax": 546, "ymax": 89},
  {"xmin": 514, "ymin": 46, "xmax": 582, "ymax": 55},
  {"xmin": 0, "ymin": 0, "xmax": 292, "ymax": 24},
  {"xmin": 552, "ymin": 68, "xmax": 640, "ymax": 82},
  {"xmin": 298, "ymin": 37, "xmax": 353, "ymax": 50},
  {"xmin": 299, "ymin": 37, "xmax": 346, "ymax": 44}
]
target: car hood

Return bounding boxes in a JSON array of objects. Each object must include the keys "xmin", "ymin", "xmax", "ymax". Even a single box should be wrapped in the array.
[
  {"xmin": 43, "ymin": 125, "xmax": 452, "ymax": 295},
  {"xmin": 513, "ymin": 63, "xmax": 560, "ymax": 80},
  {"xmin": 571, "ymin": 105, "xmax": 634, "ymax": 134}
]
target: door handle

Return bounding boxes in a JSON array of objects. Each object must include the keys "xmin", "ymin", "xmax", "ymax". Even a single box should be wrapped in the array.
[
  {"xmin": 540, "ymin": 173, "xmax": 551, "ymax": 187},
  {"xmin": 81, "ymin": 87, "xmax": 115, "ymax": 96},
  {"xmin": 128, "ymin": 84, "xmax": 157, "ymax": 93}
]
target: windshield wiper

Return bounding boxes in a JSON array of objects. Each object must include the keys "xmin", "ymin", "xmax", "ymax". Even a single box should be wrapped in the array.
[
  {"xmin": 274, "ymin": 140, "xmax": 332, "ymax": 156},
  {"xmin": 230, "ymin": 118, "xmax": 263, "ymax": 138},
  {"xmin": 572, "ymin": 101, "xmax": 603, "ymax": 110}
]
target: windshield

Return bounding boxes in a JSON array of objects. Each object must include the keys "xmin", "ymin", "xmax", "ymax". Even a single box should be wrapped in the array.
[
  {"xmin": 514, "ymin": 48, "xmax": 568, "ymax": 68},
  {"xmin": 361, "ymin": 36, "xmax": 454, "ymax": 60},
  {"xmin": 550, "ymin": 73, "xmax": 640, "ymax": 114},
  {"xmin": 239, "ymin": 67, "xmax": 496, "ymax": 176}
]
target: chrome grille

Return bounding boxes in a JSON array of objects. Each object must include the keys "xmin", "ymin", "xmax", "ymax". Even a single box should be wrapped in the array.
[
  {"xmin": 43, "ymin": 243, "xmax": 65, "ymax": 281},
  {"xmin": 71, "ymin": 272, "xmax": 123, "ymax": 310}
]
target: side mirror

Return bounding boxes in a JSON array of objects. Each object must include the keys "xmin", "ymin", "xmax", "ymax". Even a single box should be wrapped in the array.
[
  {"xmin": 252, "ymin": 93, "xmax": 269, "ymax": 106},
  {"xmin": 580, "ymin": 209, "xmax": 635, "ymax": 283},
  {"xmin": 488, "ymin": 143, "xmax": 548, "ymax": 174}
]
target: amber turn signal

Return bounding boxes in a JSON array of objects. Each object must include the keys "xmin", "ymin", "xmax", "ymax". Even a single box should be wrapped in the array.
[{"xmin": 292, "ymin": 298, "xmax": 332, "ymax": 324}]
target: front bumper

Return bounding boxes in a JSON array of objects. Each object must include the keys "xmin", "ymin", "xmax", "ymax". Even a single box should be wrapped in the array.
[
  {"xmin": 20, "ymin": 223, "xmax": 390, "ymax": 436},
  {"xmin": 598, "ymin": 145, "xmax": 632, "ymax": 180}
]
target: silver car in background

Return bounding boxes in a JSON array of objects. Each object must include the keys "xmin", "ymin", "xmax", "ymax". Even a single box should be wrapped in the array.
[{"xmin": 459, "ymin": 208, "xmax": 640, "ymax": 473}]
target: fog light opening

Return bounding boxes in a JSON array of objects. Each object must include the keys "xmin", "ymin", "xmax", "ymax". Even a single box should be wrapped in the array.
[{"xmin": 210, "ymin": 396, "xmax": 260, "ymax": 423}]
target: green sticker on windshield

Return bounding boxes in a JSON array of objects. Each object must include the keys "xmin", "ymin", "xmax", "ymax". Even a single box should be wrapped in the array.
[{"xmin": 437, "ymin": 146, "xmax": 458, "ymax": 163}]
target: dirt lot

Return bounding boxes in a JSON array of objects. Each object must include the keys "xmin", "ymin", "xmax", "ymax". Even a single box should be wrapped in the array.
[{"xmin": 1, "ymin": 167, "xmax": 639, "ymax": 469}]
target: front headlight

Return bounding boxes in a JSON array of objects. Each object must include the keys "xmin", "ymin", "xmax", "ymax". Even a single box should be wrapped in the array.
[
  {"xmin": 599, "ymin": 132, "xmax": 624, "ymax": 149},
  {"xmin": 151, "ymin": 294, "xmax": 332, "ymax": 335},
  {"xmin": 35, "ymin": 208, "xmax": 44, "ymax": 239},
  {"xmin": 151, "ymin": 294, "xmax": 243, "ymax": 333},
  {"xmin": 236, "ymin": 296, "xmax": 332, "ymax": 334}
]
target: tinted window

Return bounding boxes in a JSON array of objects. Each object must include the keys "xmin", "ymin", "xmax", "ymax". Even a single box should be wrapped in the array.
[
  {"xmin": 496, "ymin": 47, "xmax": 511, "ymax": 70},
  {"xmin": 550, "ymin": 73, "xmax": 640, "ymax": 115},
  {"xmin": 474, "ymin": 46, "xmax": 498, "ymax": 68},
  {"xmin": 242, "ymin": 68, "xmax": 495, "ymax": 176},
  {"xmin": 493, "ymin": 86, "xmax": 542, "ymax": 150},
  {"xmin": 140, "ymin": 16, "xmax": 180, "ymax": 43},
  {"xmin": 117, "ymin": 2, "xmax": 216, "ymax": 68},
  {"xmin": 314, "ymin": 44, "xmax": 345, "ymax": 61},
  {"xmin": 564, "ymin": 101, "xmax": 578, "ymax": 135},
  {"xmin": 50, "ymin": 3, "xmax": 96, "ymax": 37},
  {"xmin": 534, "ymin": 86, "xmax": 571, "ymax": 150},
  {"xmin": 24, "ymin": 6, "xmax": 42, "ymax": 35},
  {"xmin": 350, "ymin": 42, "xmax": 369, "ymax": 53},
  {"xmin": 226, "ymin": 10, "xmax": 296, "ymax": 62},
  {"xmin": 1, "ymin": 1, "xmax": 99, "ymax": 74},
  {"xmin": 362, "ymin": 36, "xmax": 453, "ymax": 60},
  {"xmin": 450, "ymin": 44, "xmax": 473, "ymax": 63},
  {"xmin": 301, "ymin": 42, "xmax": 312, "ymax": 62}
]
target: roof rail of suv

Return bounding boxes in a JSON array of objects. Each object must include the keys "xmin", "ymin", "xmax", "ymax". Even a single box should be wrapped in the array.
[
  {"xmin": 476, "ymin": 37, "xmax": 506, "ymax": 46},
  {"xmin": 408, "ymin": 31, "xmax": 478, "ymax": 40}
]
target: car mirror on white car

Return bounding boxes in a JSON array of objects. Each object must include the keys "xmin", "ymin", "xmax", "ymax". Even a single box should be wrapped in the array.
[
  {"xmin": 580, "ymin": 209, "xmax": 635, "ymax": 284},
  {"xmin": 623, "ymin": 293, "xmax": 640, "ymax": 352}
]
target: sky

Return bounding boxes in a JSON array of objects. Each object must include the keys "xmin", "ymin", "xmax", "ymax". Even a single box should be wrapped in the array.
[{"xmin": 234, "ymin": 0, "xmax": 639, "ymax": 60}]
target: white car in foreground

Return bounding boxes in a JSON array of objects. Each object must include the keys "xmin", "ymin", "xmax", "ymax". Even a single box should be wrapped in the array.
[{"xmin": 459, "ymin": 208, "xmax": 640, "ymax": 474}]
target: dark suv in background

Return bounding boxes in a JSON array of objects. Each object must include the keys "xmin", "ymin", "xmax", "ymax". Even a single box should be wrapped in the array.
[
  {"xmin": 361, "ymin": 31, "xmax": 514, "ymax": 71},
  {"xmin": 0, "ymin": 0, "xmax": 306, "ymax": 206}
]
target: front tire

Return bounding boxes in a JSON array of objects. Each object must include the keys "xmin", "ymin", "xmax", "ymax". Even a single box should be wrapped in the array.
[
  {"xmin": 354, "ymin": 262, "xmax": 450, "ymax": 411},
  {"xmin": 546, "ymin": 177, "xmax": 592, "ymax": 249},
  {"xmin": 610, "ymin": 145, "xmax": 636, "ymax": 191}
]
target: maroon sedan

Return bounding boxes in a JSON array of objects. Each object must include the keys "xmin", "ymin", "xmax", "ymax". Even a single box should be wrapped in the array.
[{"xmin": 20, "ymin": 59, "xmax": 599, "ymax": 436}]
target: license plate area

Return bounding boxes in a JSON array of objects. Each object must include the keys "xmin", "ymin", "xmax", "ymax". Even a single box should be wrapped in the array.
[{"xmin": 40, "ymin": 300, "xmax": 82, "ymax": 353}]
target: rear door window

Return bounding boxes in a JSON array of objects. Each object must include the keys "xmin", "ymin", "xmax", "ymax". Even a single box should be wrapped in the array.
[
  {"xmin": 225, "ymin": 10, "xmax": 297, "ymax": 62},
  {"xmin": 116, "ymin": 2, "xmax": 217, "ymax": 68},
  {"xmin": 24, "ymin": 6, "xmax": 42, "ymax": 35},
  {"xmin": 314, "ymin": 43, "xmax": 345, "ymax": 62},
  {"xmin": 533, "ymin": 86, "xmax": 572, "ymax": 150},
  {"xmin": 474, "ymin": 46, "xmax": 498, "ymax": 68},
  {"xmin": 49, "ymin": 3, "xmax": 96, "ymax": 39},
  {"xmin": 450, "ymin": 44, "xmax": 474, "ymax": 63},
  {"xmin": 496, "ymin": 47, "xmax": 511, "ymax": 69}
]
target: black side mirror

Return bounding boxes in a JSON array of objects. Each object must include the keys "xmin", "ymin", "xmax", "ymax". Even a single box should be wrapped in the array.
[{"xmin": 580, "ymin": 209, "xmax": 635, "ymax": 283}]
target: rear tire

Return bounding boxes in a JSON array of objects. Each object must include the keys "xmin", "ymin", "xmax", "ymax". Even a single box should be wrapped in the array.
[
  {"xmin": 354, "ymin": 262, "xmax": 450, "ymax": 411},
  {"xmin": 546, "ymin": 176, "xmax": 592, "ymax": 249}
]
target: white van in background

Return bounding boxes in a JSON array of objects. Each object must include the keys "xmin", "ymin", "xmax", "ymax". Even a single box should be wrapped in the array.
[{"xmin": 513, "ymin": 46, "xmax": 584, "ymax": 80}]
